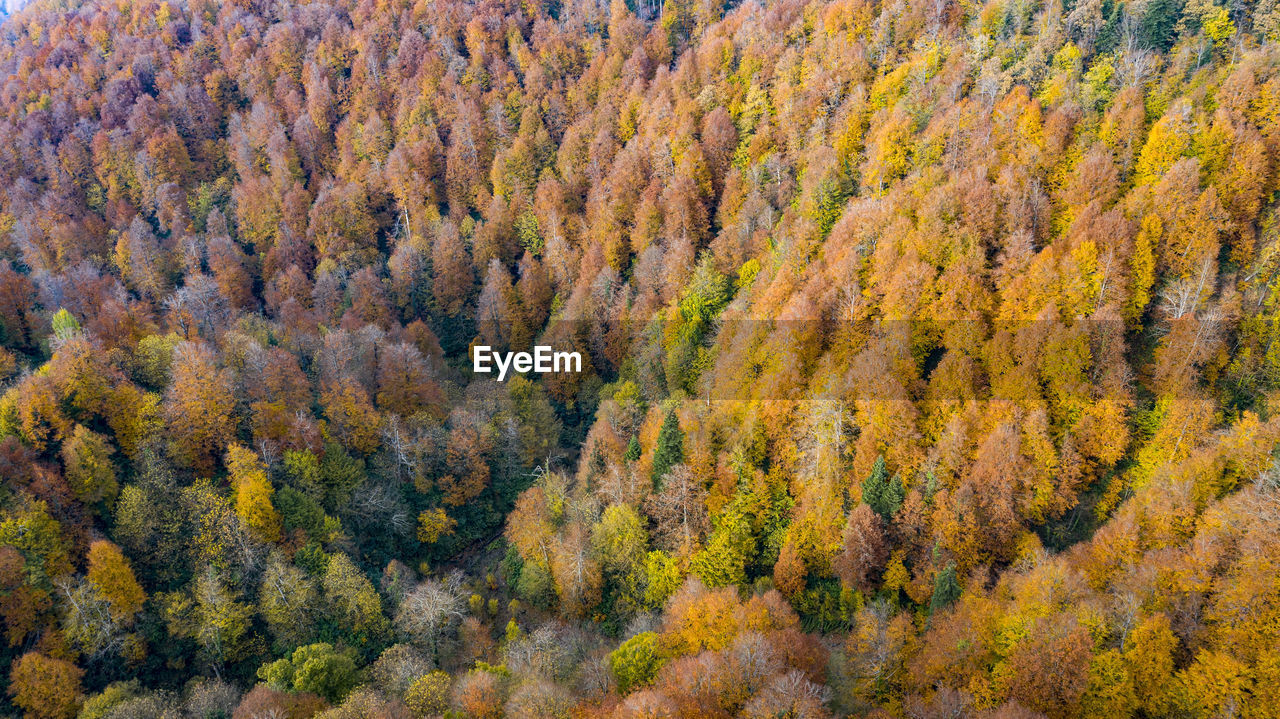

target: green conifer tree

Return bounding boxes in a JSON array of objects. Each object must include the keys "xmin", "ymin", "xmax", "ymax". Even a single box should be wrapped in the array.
[
  {"xmin": 929, "ymin": 561, "xmax": 962, "ymax": 615},
  {"xmin": 651, "ymin": 411, "xmax": 684, "ymax": 488},
  {"xmin": 862, "ymin": 456, "xmax": 887, "ymax": 517},
  {"xmin": 862, "ymin": 456, "xmax": 904, "ymax": 520}
]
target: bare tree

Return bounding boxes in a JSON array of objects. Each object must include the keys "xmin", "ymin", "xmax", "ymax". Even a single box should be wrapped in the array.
[
  {"xmin": 57, "ymin": 577, "xmax": 126, "ymax": 661},
  {"xmin": 395, "ymin": 573, "xmax": 466, "ymax": 663},
  {"xmin": 643, "ymin": 464, "xmax": 709, "ymax": 552}
]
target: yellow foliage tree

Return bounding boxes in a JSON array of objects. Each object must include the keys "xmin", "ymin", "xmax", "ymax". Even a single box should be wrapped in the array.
[
  {"xmin": 86, "ymin": 540, "xmax": 145, "ymax": 625},
  {"xmin": 1124, "ymin": 612, "xmax": 1177, "ymax": 716},
  {"xmin": 226, "ymin": 444, "xmax": 282, "ymax": 544}
]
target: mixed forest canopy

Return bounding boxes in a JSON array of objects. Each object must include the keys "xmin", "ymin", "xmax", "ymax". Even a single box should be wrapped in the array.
[{"xmin": 0, "ymin": 0, "xmax": 1278, "ymax": 715}]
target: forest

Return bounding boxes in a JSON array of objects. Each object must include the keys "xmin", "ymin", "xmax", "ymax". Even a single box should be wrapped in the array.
[{"xmin": 0, "ymin": 0, "xmax": 1278, "ymax": 715}]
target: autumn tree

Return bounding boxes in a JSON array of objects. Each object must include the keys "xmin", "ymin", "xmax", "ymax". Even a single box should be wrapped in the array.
[
  {"xmin": 61, "ymin": 425, "xmax": 118, "ymax": 511},
  {"xmin": 8, "ymin": 652, "xmax": 83, "ymax": 719},
  {"xmin": 610, "ymin": 631, "xmax": 667, "ymax": 694},
  {"xmin": 86, "ymin": 540, "xmax": 145, "ymax": 625},
  {"xmin": 259, "ymin": 553, "xmax": 318, "ymax": 649},
  {"xmin": 258, "ymin": 643, "xmax": 358, "ymax": 703},
  {"xmin": 644, "ymin": 464, "xmax": 709, "ymax": 551},
  {"xmin": 431, "ymin": 221, "xmax": 473, "ymax": 316},
  {"xmin": 321, "ymin": 378, "xmax": 382, "ymax": 456},
  {"xmin": 322, "ymin": 553, "xmax": 391, "ymax": 650},
  {"xmin": 163, "ymin": 342, "xmax": 236, "ymax": 474},
  {"xmin": 1007, "ymin": 616, "xmax": 1093, "ymax": 717},
  {"xmin": 163, "ymin": 568, "xmax": 254, "ymax": 671},
  {"xmin": 309, "ymin": 181, "xmax": 378, "ymax": 266},
  {"xmin": 834, "ymin": 504, "xmax": 888, "ymax": 593},
  {"xmin": 225, "ymin": 444, "xmax": 282, "ymax": 543},
  {"xmin": 395, "ymin": 575, "xmax": 465, "ymax": 663}
]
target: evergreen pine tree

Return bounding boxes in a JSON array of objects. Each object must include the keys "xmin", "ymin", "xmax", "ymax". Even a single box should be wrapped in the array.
[
  {"xmin": 862, "ymin": 456, "xmax": 905, "ymax": 520},
  {"xmin": 1140, "ymin": 0, "xmax": 1181, "ymax": 51},
  {"xmin": 929, "ymin": 562, "xmax": 962, "ymax": 615},
  {"xmin": 625, "ymin": 436, "xmax": 642, "ymax": 463},
  {"xmin": 862, "ymin": 455, "xmax": 887, "ymax": 516},
  {"xmin": 883, "ymin": 473, "xmax": 905, "ymax": 520},
  {"xmin": 651, "ymin": 411, "xmax": 684, "ymax": 488}
]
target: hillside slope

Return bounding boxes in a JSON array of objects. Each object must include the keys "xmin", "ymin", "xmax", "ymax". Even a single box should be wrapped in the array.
[{"xmin": 0, "ymin": 0, "xmax": 1277, "ymax": 717}]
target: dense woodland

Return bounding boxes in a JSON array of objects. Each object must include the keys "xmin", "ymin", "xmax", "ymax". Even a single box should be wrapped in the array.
[{"xmin": 0, "ymin": 0, "xmax": 1277, "ymax": 715}]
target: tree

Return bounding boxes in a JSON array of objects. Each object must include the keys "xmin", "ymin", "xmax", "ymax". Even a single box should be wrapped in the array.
[
  {"xmin": 309, "ymin": 181, "xmax": 377, "ymax": 265},
  {"xmin": 659, "ymin": 581, "xmax": 761, "ymax": 656},
  {"xmin": 504, "ymin": 679, "xmax": 574, "ymax": 719},
  {"xmin": 549, "ymin": 522, "xmax": 603, "ymax": 618},
  {"xmin": 163, "ymin": 568, "xmax": 254, "ymax": 670},
  {"xmin": 225, "ymin": 444, "xmax": 282, "ymax": 543},
  {"xmin": 927, "ymin": 562, "xmax": 961, "ymax": 615},
  {"xmin": 405, "ymin": 671, "xmax": 452, "ymax": 716},
  {"xmin": 437, "ymin": 414, "xmax": 493, "ymax": 506},
  {"xmin": 321, "ymin": 378, "xmax": 382, "ymax": 456},
  {"xmin": 111, "ymin": 454, "xmax": 187, "ymax": 584},
  {"xmin": 690, "ymin": 509, "xmax": 754, "ymax": 589},
  {"xmin": 644, "ymin": 464, "xmax": 708, "ymax": 552},
  {"xmin": 451, "ymin": 667, "xmax": 506, "ymax": 719},
  {"xmin": 665, "ymin": 256, "xmax": 728, "ymax": 391},
  {"xmin": 1125, "ymin": 215, "xmax": 1159, "ymax": 325},
  {"xmin": 376, "ymin": 342, "xmax": 442, "ymax": 418},
  {"xmin": 432, "ymin": 221, "xmax": 473, "ymax": 316},
  {"xmin": 114, "ymin": 216, "xmax": 175, "ymax": 299},
  {"xmin": 318, "ymin": 442, "xmax": 367, "ymax": 512},
  {"xmin": 164, "ymin": 342, "xmax": 236, "ymax": 474},
  {"xmin": 1125, "ymin": 612, "xmax": 1177, "ymax": 716},
  {"xmin": 60, "ymin": 575, "xmax": 128, "ymax": 660},
  {"xmin": 772, "ymin": 538, "xmax": 807, "ymax": 597},
  {"xmin": 609, "ymin": 631, "xmax": 667, "ymax": 694},
  {"xmin": 347, "ymin": 267, "xmax": 394, "ymax": 328},
  {"xmin": 0, "ymin": 546, "xmax": 49, "ymax": 647},
  {"xmin": 862, "ymin": 456, "xmax": 904, "ymax": 521},
  {"xmin": 130, "ymin": 334, "xmax": 180, "ymax": 389},
  {"xmin": 77, "ymin": 681, "xmax": 144, "ymax": 719},
  {"xmin": 862, "ymin": 109, "xmax": 914, "ymax": 194},
  {"xmin": 231, "ymin": 685, "xmax": 327, "ymax": 719},
  {"xmin": 644, "ymin": 551, "xmax": 683, "ymax": 610},
  {"xmin": 8, "ymin": 652, "xmax": 83, "ymax": 719},
  {"xmin": 834, "ymin": 504, "xmax": 887, "ymax": 593},
  {"xmin": 0, "ymin": 499, "xmax": 72, "ymax": 586},
  {"xmin": 1080, "ymin": 649, "xmax": 1136, "ymax": 718},
  {"xmin": 1007, "ymin": 616, "xmax": 1093, "ymax": 718},
  {"xmin": 476, "ymin": 258, "xmax": 515, "ymax": 350},
  {"xmin": 592, "ymin": 504, "xmax": 649, "ymax": 616},
  {"xmin": 417, "ymin": 507, "xmax": 457, "ymax": 544},
  {"xmin": 258, "ymin": 643, "xmax": 358, "ymax": 703},
  {"xmin": 1175, "ymin": 650, "xmax": 1252, "ymax": 719},
  {"xmin": 86, "ymin": 540, "xmax": 145, "ymax": 624},
  {"xmin": 260, "ymin": 553, "xmax": 318, "ymax": 648},
  {"xmin": 206, "ymin": 235, "xmax": 255, "ymax": 311},
  {"xmin": 0, "ymin": 266, "xmax": 37, "ymax": 350},
  {"xmin": 508, "ymin": 376, "xmax": 562, "ymax": 465},
  {"xmin": 61, "ymin": 425, "xmax": 118, "ymax": 510},
  {"xmin": 651, "ymin": 410, "xmax": 684, "ymax": 488},
  {"xmin": 322, "ymin": 553, "xmax": 391, "ymax": 650},
  {"xmin": 4, "ymin": 375, "xmax": 71, "ymax": 452},
  {"xmin": 104, "ymin": 385, "xmax": 164, "ymax": 461},
  {"xmin": 395, "ymin": 575, "xmax": 465, "ymax": 661},
  {"xmin": 50, "ymin": 308, "xmax": 81, "ymax": 342}
]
